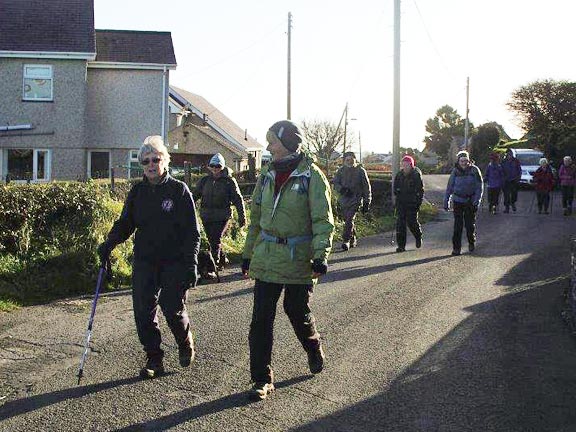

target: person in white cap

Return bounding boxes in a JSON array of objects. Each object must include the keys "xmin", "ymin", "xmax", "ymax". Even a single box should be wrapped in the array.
[{"xmin": 194, "ymin": 153, "xmax": 246, "ymax": 271}]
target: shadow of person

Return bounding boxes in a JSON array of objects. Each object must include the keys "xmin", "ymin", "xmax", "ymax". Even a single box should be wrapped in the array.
[
  {"xmin": 113, "ymin": 375, "xmax": 314, "ymax": 431},
  {"xmin": 0, "ymin": 376, "xmax": 141, "ymax": 421}
]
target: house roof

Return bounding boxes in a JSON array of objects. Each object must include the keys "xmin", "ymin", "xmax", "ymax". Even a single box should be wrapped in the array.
[
  {"xmin": 170, "ymin": 86, "xmax": 264, "ymax": 152},
  {"xmin": 0, "ymin": 0, "xmax": 96, "ymax": 55},
  {"xmin": 94, "ymin": 30, "xmax": 176, "ymax": 66}
]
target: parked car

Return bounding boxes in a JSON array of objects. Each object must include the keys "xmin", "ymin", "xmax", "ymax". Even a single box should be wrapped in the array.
[{"xmin": 510, "ymin": 148, "xmax": 544, "ymax": 186}]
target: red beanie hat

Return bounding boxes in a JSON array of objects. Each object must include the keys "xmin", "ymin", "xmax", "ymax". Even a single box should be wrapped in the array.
[{"xmin": 402, "ymin": 155, "xmax": 415, "ymax": 168}]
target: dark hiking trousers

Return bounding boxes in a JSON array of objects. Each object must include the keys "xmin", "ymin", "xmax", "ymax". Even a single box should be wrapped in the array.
[
  {"xmin": 132, "ymin": 260, "xmax": 191, "ymax": 360},
  {"xmin": 203, "ymin": 219, "xmax": 230, "ymax": 265},
  {"xmin": 536, "ymin": 191, "xmax": 550, "ymax": 212},
  {"xmin": 249, "ymin": 279, "xmax": 321, "ymax": 384},
  {"xmin": 395, "ymin": 204, "xmax": 422, "ymax": 249},
  {"xmin": 561, "ymin": 185, "xmax": 574, "ymax": 210},
  {"xmin": 487, "ymin": 187, "xmax": 501, "ymax": 209},
  {"xmin": 452, "ymin": 201, "xmax": 477, "ymax": 251},
  {"xmin": 503, "ymin": 180, "xmax": 519, "ymax": 207},
  {"xmin": 341, "ymin": 205, "xmax": 358, "ymax": 243}
]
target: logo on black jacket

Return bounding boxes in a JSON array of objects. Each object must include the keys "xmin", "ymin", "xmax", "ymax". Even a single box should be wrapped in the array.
[{"xmin": 161, "ymin": 199, "xmax": 174, "ymax": 212}]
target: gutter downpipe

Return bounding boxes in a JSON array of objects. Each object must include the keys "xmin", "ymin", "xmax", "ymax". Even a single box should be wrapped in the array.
[{"xmin": 161, "ymin": 65, "xmax": 167, "ymax": 142}]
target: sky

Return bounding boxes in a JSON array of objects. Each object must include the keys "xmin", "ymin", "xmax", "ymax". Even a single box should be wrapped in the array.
[{"xmin": 94, "ymin": 0, "xmax": 576, "ymax": 156}]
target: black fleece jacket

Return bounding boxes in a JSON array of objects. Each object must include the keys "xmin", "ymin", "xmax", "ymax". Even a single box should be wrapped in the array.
[{"xmin": 106, "ymin": 174, "xmax": 201, "ymax": 267}]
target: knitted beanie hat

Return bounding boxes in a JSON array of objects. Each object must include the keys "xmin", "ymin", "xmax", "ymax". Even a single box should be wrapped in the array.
[
  {"xmin": 401, "ymin": 155, "xmax": 415, "ymax": 168},
  {"xmin": 268, "ymin": 120, "xmax": 302, "ymax": 152}
]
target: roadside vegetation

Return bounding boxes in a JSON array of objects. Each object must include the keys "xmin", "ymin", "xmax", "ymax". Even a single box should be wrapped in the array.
[{"xmin": 0, "ymin": 179, "xmax": 437, "ymax": 312}]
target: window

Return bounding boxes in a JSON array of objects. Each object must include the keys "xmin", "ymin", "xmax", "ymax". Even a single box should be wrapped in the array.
[
  {"xmin": 23, "ymin": 65, "xmax": 53, "ymax": 101},
  {"xmin": 88, "ymin": 151, "xmax": 110, "ymax": 179},
  {"xmin": 128, "ymin": 150, "xmax": 142, "ymax": 179},
  {"xmin": 3, "ymin": 149, "xmax": 51, "ymax": 181}
]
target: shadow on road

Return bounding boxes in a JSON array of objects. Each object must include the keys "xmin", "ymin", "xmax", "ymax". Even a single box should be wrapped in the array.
[
  {"xmin": 195, "ymin": 287, "xmax": 253, "ymax": 304},
  {"xmin": 291, "ymin": 278, "xmax": 576, "ymax": 432},
  {"xmin": 0, "ymin": 376, "xmax": 141, "ymax": 421},
  {"xmin": 113, "ymin": 375, "xmax": 313, "ymax": 431},
  {"xmin": 327, "ymin": 255, "xmax": 452, "ymax": 282}
]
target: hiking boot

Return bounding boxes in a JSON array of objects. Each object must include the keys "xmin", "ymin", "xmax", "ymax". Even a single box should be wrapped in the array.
[
  {"xmin": 140, "ymin": 356, "xmax": 165, "ymax": 379},
  {"xmin": 341, "ymin": 242, "xmax": 350, "ymax": 251},
  {"xmin": 249, "ymin": 382, "xmax": 275, "ymax": 401},
  {"xmin": 468, "ymin": 242, "xmax": 475, "ymax": 252},
  {"xmin": 307, "ymin": 346, "xmax": 325, "ymax": 374},
  {"xmin": 350, "ymin": 237, "xmax": 358, "ymax": 248},
  {"xmin": 511, "ymin": 204, "xmax": 517, "ymax": 212},
  {"xmin": 396, "ymin": 247, "xmax": 405, "ymax": 253},
  {"xmin": 204, "ymin": 271, "xmax": 218, "ymax": 280},
  {"xmin": 451, "ymin": 249, "xmax": 461, "ymax": 256},
  {"xmin": 415, "ymin": 236, "xmax": 422, "ymax": 249},
  {"xmin": 179, "ymin": 332, "xmax": 195, "ymax": 367}
]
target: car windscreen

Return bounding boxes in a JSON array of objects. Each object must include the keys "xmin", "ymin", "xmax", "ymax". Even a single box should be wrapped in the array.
[{"xmin": 516, "ymin": 153, "xmax": 542, "ymax": 166}]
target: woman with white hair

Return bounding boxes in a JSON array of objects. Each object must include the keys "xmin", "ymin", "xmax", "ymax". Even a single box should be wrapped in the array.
[
  {"xmin": 98, "ymin": 135, "xmax": 201, "ymax": 378},
  {"xmin": 559, "ymin": 156, "xmax": 576, "ymax": 215},
  {"xmin": 533, "ymin": 157, "xmax": 555, "ymax": 214}
]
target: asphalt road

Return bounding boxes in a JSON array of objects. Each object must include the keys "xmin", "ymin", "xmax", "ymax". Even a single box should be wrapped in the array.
[{"xmin": 1, "ymin": 175, "xmax": 576, "ymax": 431}]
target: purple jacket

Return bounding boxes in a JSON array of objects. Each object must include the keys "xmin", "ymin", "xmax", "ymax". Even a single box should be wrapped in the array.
[
  {"xmin": 502, "ymin": 156, "xmax": 522, "ymax": 182},
  {"xmin": 559, "ymin": 164, "xmax": 576, "ymax": 186},
  {"xmin": 485, "ymin": 162, "xmax": 504, "ymax": 189}
]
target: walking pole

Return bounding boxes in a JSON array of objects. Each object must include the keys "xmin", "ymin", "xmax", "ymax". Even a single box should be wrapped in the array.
[
  {"xmin": 390, "ymin": 206, "xmax": 397, "ymax": 245},
  {"xmin": 77, "ymin": 265, "xmax": 107, "ymax": 385}
]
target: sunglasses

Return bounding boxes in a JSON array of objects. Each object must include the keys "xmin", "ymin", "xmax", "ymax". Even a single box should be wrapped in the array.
[
  {"xmin": 141, "ymin": 157, "xmax": 162, "ymax": 166},
  {"xmin": 209, "ymin": 164, "xmax": 222, "ymax": 169}
]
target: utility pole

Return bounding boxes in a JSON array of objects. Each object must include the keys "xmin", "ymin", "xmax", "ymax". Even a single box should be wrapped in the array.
[
  {"xmin": 343, "ymin": 103, "xmax": 348, "ymax": 154},
  {"xmin": 464, "ymin": 76, "xmax": 470, "ymax": 149},
  {"xmin": 287, "ymin": 12, "xmax": 292, "ymax": 120},
  {"xmin": 392, "ymin": 0, "xmax": 401, "ymax": 205},
  {"xmin": 359, "ymin": 131, "xmax": 362, "ymax": 163}
]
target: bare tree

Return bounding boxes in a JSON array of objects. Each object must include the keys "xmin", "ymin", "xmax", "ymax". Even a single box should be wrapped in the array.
[{"xmin": 300, "ymin": 119, "xmax": 356, "ymax": 164}]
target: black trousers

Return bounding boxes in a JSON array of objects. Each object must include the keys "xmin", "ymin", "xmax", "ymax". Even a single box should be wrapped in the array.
[
  {"xmin": 487, "ymin": 187, "xmax": 501, "ymax": 208},
  {"xmin": 503, "ymin": 181, "xmax": 519, "ymax": 207},
  {"xmin": 561, "ymin": 185, "xmax": 574, "ymax": 209},
  {"xmin": 249, "ymin": 279, "xmax": 320, "ymax": 384},
  {"xmin": 395, "ymin": 204, "xmax": 422, "ymax": 248},
  {"xmin": 452, "ymin": 202, "xmax": 477, "ymax": 250},
  {"xmin": 131, "ymin": 260, "xmax": 191, "ymax": 360},
  {"xmin": 202, "ymin": 219, "xmax": 230, "ymax": 264},
  {"xmin": 536, "ymin": 191, "xmax": 550, "ymax": 212}
]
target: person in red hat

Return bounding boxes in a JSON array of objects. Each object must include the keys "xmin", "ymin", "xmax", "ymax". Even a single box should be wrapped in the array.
[
  {"xmin": 484, "ymin": 152, "xmax": 504, "ymax": 214},
  {"xmin": 392, "ymin": 155, "xmax": 424, "ymax": 252}
]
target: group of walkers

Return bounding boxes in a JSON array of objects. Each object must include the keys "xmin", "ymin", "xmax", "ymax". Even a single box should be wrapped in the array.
[
  {"xmin": 483, "ymin": 149, "xmax": 576, "ymax": 216},
  {"xmin": 96, "ymin": 123, "xmax": 575, "ymax": 402}
]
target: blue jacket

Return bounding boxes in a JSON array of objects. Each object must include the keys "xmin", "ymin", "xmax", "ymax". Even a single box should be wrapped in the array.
[
  {"xmin": 485, "ymin": 162, "xmax": 504, "ymax": 189},
  {"xmin": 444, "ymin": 164, "xmax": 483, "ymax": 208},
  {"xmin": 502, "ymin": 156, "xmax": 521, "ymax": 182}
]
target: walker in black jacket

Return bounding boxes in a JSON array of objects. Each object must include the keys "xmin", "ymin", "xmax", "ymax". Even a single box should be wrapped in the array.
[{"xmin": 393, "ymin": 155, "xmax": 424, "ymax": 252}]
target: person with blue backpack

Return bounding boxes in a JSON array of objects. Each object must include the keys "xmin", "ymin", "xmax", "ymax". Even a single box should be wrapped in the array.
[{"xmin": 444, "ymin": 150, "xmax": 484, "ymax": 255}]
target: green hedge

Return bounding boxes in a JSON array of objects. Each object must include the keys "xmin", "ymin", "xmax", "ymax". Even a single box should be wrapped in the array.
[{"xmin": 0, "ymin": 182, "xmax": 132, "ymax": 307}]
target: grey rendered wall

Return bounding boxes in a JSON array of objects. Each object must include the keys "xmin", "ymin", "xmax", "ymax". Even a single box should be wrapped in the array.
[
  {"xmin": 0, "ymin": 58, "xmax": 88, "ymax": 180},
  {"xmin": 86, "ymin": 68, "xmax": 168, "ymax": 148}
]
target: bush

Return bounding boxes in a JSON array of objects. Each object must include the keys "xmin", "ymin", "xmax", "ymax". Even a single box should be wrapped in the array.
[{"xmin": 0, "ymin": 182, "xmax": 132, "ymax": 308}]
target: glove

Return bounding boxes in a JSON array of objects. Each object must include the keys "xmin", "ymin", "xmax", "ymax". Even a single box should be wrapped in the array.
[
  {"xmin": 97, "ymin": 241, "xmax": 113, "ymax": 267},
  {"xmin": 311, "ymin": 258, "xmax": 328, "ymax": 276},
  {"xmin": 187, "ymin": 266, "xmax": 199, "ymax": 288},
  {"xmin": 361, "ymin": 202, "xmax": 370, "ymax": 214},
  {"xmin": 238, "ymin": 216, "xmax": 246, "ymax": 228},
  {"xmin": 241, "ymin": 259, "xmax": 251, "ymax": 276}
]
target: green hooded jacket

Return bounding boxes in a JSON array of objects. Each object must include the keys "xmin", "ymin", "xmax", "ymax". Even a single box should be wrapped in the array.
[{"xmin": 243, "ymin": 154, "xmax": 334, "ymax": 285}]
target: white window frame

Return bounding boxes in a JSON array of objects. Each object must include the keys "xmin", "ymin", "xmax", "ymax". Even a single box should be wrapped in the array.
[
  {"xmin": 87, "ymin": 150, "xmax": 111, "ymax": 179},
  {"xmin": 2, "ymin": 148, "xmax": 51, "ymax": 182},
  {"xmin": 127, "ymin": 150, "xmax": 140, "ymax": 179},
  {"xmin": 23, "ymin": 64, "xmax": 53, "ymax": 101}
]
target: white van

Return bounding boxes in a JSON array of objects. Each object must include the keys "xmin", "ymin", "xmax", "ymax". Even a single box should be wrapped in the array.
[{"xmin": 510, "ymin": 148, "xmax": 544, "ymax": 185}]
